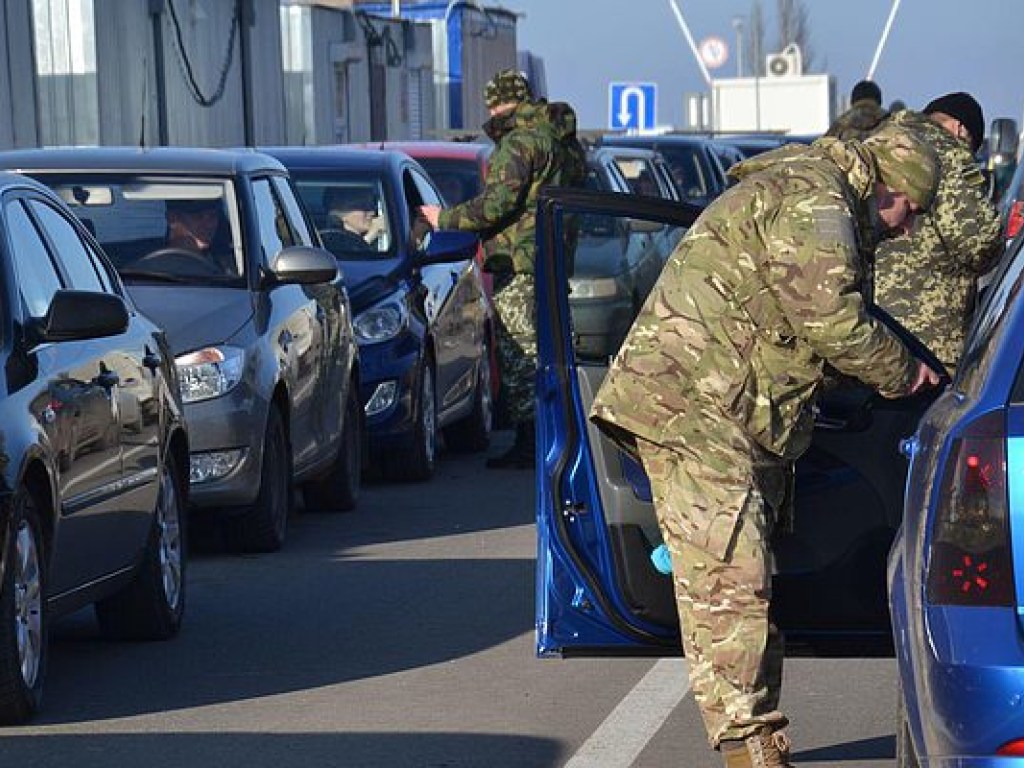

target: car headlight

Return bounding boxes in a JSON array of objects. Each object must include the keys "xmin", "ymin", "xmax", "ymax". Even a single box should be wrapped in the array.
[
  {"xmin": 353, "ymin": 298, "xmax": 408, "ymax": 344},
  {"xmin": 569, "ymin": 277, "xmax": 625, "ymax": 300},
  {"xmin": 175, "ymin": 346, "xmax": 245, "ymax": 404}
]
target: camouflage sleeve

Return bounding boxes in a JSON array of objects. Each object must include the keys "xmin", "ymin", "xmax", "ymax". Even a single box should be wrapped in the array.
[
  {"xmin": 924, "ymin": 154, "xmax": 1003, "ymax": 275},
  {"xmin": 768, "ymin": 205, "xmax": 916, "ymax": 397},
  {"xmin": 438, "ymin": 133, "xmax": 534, "ymax": 232}
]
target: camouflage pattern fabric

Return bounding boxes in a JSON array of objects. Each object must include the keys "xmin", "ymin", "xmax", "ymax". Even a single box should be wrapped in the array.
[
  {"xmin": 637, "ymin": 435, "xmax": 787, "ymax": 748},
  {"xmin": 492, "ymin": 272, "xmax": 537, "ymax": 425},
  {"xmin": 484, "ymin": 69, "xmax": 532, "ymax": 108},
  {"xmin": 438, "ymin": 100, "xmax": 587, "ymax": 274},
  {"xmin": 874, "ymin": 110, "xmax": 1003, "ymax": 372},
  {"xmin": 824, "ymin": 98, "xmax": 888, "ymax": 140}
]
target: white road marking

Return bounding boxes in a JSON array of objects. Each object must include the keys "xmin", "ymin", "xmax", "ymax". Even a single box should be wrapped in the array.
[{"xmin": 563, "ymin": 658, "xmax": 691, "ymax": 768}]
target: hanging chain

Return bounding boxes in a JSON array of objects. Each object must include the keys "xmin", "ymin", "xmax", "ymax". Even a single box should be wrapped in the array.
[{"xmin": 165, "ymin": 0, "xmax": 241, "ymax": 108}]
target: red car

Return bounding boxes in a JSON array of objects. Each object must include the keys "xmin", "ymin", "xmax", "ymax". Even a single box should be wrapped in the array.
[{"xmin": 354, "ymin": 141, "xmax": 502, "ymax": 413}]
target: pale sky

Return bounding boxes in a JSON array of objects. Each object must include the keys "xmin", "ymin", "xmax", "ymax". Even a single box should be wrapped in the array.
[{"xmin": 506, "ymin": 0, "xmax": 1024, "ymax": 134}]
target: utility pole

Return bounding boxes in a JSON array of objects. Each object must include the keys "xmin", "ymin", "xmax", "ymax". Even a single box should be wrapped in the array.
[
  {"xmin": 238, "ymin": 0, "xmax": 255, "ymax": 146},
  {"xmin": 148, "ymin": 0, "xmax": 169, "ymax": 145},
  {"xmin": 732, "ymin": 15, "xmax": 744, "ymax": 77}
]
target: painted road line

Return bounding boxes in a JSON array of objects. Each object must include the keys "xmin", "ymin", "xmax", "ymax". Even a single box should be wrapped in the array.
[{"xmin": 563, "ymin": 658, "xmax": 690, "ymax": 768}]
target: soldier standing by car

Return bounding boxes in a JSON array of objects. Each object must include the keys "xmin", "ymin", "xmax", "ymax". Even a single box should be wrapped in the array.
[
  {"xmin": 420, "ymin": 69, "xmax": 586, "ymax": 469},
  {"xmin": 826, "ymin": 79, "xmax": 888, "ymax": 140},
  {"xmin": 874, "ymin": 92, "xmax": 1003, "ymax": 373},
  {"xmin": 589, "ymin": 125, "xmax": 942, "ymax": 768}
]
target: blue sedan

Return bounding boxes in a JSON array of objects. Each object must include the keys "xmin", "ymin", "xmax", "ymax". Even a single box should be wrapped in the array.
[
  {"xmin": 889, "ymin": 232, "xmax": 1024, "ymax": 766},
  {"xmin": 264, "ymin": 148, "xmax": 493, "ymax": 481}
]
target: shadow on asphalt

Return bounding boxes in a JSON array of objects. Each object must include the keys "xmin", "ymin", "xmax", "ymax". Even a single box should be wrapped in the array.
[
  {"xmin": 793, "ymin": 734, "xmax": 895, "ymax": 762},
  {"xmin": 0, "ymin": 731, "xmax": 565, "ymax": 768}
]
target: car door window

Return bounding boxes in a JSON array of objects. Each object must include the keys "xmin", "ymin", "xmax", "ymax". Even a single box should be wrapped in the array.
[
  {"xmin": 26, "ymin": 198, "xmax": 107, "ymax": 292},
  {"xmin": 252, "ymin": 178, "xmax": 297, "ymax": 267},
  {"xmin": 270, "ymin": 176, "xmax": 315, "ymax": 247},
  {"xmin": 403, "ymin": 168, "xmax": 440, "ymax": 249},
  {"xmin": 5, "ymin": 199, "xmax": 63, "ymax": 317}
]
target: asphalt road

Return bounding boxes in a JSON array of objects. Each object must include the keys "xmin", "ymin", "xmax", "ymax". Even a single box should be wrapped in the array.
[{"xmin": 0, "ymin": 431, "xmax": 901, "ymax": 768}]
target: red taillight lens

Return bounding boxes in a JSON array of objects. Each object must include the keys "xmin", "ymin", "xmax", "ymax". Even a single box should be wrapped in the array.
[
  {"xmin": 926, "ymin": 412, "xmax": 1014, "ymax": 607},
  {"xmin": 1008, "ymin": 201, "xmax": 1024, "ymax": 240},
  {"xmin": 998, "ymin": 738, "xmax": 1024, "ymax": 756}
]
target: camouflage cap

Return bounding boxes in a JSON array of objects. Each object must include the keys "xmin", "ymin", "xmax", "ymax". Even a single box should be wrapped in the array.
[
  {"xmin": 484, "ymin": 69, "xmax": 532, "ymax": 108},
  {"xmin": 862, "ymin": 123, "xmax": 939, "ymax": 210}
]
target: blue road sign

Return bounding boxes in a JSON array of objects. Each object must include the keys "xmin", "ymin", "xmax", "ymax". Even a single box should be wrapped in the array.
[{"xmin": 609, "ymin": 82, "xmax": 657, "ymax": 131}]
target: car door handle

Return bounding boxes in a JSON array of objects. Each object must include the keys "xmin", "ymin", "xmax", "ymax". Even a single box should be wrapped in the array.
[{"xmin": 143, "ymin": 351, "xmax": 162, "ymax": 371}]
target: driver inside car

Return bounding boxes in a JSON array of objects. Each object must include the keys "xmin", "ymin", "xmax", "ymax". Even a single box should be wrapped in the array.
[{"xmin": 165, "ymin": 198, "xmax": 236, "ymax": 275}]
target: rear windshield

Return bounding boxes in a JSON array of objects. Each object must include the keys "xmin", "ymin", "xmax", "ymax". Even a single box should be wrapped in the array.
[
  {"xmin": 415, "ymin": 157, "xmax": 483, "ymax": 206},
  {"xmin": 34, "ymin": 174, "xmax": 244, "ymax": 286}
]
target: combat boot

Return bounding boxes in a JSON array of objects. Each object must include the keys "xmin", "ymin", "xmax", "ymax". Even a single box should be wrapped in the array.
[
  {"xmin": 485, "ymin": 422, "xmax": 535, "ymax": 469},
  {"xmin": 721, "ymin": 727, "xmax": 792, "ymax": 768}
]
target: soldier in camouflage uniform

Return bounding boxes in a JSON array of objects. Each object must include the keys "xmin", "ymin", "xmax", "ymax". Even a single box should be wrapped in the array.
[
  {"xmin": 874, "ymin": 93, "xmax": 1003, "ymax": 373},
  {"xmin": 421, "ymin": 69, "xmax": 586, "ymax": 469},
  {"xmin": 825, "ymin": 80, "xmax": 888, "ymax": 140},
  {"xmin": 589, "ymin": 124, "xmax": 942, "ymax": 768}
]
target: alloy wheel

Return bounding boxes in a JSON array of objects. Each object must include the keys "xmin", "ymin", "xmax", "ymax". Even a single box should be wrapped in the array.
[{"xmin": 14, "ymin": 520, "xmax": 42, "ymax": 688}]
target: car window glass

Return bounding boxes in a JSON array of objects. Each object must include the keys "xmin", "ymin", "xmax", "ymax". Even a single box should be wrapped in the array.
[
  {"xmin": 416, "ymin": 157, "xmax": 483, "ymax": 205},
  {"xmin": 612, "ymin": 157, "xmax": 662, "ymax": 198},
  {"xmin": 5, "ymin": 200, "xmax": 63, "ymax": 317},
  {"xmin": 961, "ymin": 238, "xmax": 1024, "ymax": 398},
  {"xmin": 27, "ymin": 198, "xmax": 105, "ymax": 292},
  {"xmin": 408, "ymin": 168, "xmax": 442, "ymax": 207},
  {"xmin": 252, "ymin": 178, "xmax": 296, "ymax": 266},
  {"xmin": 40, "ymin": 177, "xmax": 244, "ymax": 284},
  {"xmin": 658, "ymin": 146, "xmax": 711, "ymax": 203},
  {"xmin": 270, "ymin": 176, "xmax": 314, "ymax": 246},
  {"xmin": 293, "ymin": 175, "xmax": 393, "ymax": 260}
]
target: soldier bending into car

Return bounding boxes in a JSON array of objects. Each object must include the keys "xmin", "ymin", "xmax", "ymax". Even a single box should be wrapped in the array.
[
  {"xmin": 420, "ymin": 69, "xmax": 586, "ymax": 469},
  {"xmin": 589, "ymin": 125, "xmax": 942, "ymax": 767}
]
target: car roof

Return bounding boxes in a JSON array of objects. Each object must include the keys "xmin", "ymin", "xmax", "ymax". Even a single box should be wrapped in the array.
[
  {"xmin": 349, "ymin": 141, "xmax": 491, "ymax": 161},
  {"xmin": 259, "ymin": 145, "xmax": 410, "ymax": 174},
  {"xmin": 0, "ymin": 146, "xmax": 287, "ymax": 175},
  {"xmin": 602, "ymin": 134, "xmax": 714, "ymax": 149}
]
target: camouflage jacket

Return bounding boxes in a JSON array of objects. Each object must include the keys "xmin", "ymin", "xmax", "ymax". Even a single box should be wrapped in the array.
[
  {"xmin": 590, "ymin": 139, "xmax": 917, "ymax": 468},
  {"xmin": 874, "ymin": 110, "xmax": 1003, "ymax": 372},
  {"xmin": 825, "ymin": 99, "xmax": 888, "ymax": 141},
  {"xmin": 438, "ymin": 100, "xmax": 586, "ymax": 273}
]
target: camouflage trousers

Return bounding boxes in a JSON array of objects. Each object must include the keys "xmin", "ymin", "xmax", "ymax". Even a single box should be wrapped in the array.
[
  {"xmin": 636, "ymin": 433, "xmax": 788, "ymax": 749},
  {"xmin": 492, "ymin": 272, "xmax": 537, "ymax": 425}
]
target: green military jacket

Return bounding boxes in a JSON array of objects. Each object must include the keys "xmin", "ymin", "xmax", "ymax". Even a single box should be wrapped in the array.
[
  {"xmin": 591, "ymin": 139, "xmax": 916, "ymax": 468},
  {"xmin": 825, "ymin": 99, "xmax": 888, "ymax": 141},
  {"xmin": 438, "ymin": 100, "xmax": 586, "ymax": 274},
  {"xmin": 874, "ymin": 110, "xmax": 1003, "ymax": 372}
]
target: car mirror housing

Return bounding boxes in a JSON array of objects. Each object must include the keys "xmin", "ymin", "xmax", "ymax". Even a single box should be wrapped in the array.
[
  {"xmin": 419, "ymin": 230, "xmax": 479, "ymax": 265},
  {"xmin": 269, "ymin": 245, "xmax": 339, "ymax": 285},
  {"xmin": 31, "ymin": 290, "xmax": 129, "ymax": 343}
]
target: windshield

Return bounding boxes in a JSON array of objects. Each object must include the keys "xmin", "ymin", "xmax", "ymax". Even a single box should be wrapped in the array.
[
  {"xmin": 414, "ymin": 157, "xmax": 483, "ymax": 205},
  {"xmin": 292, "ymin": 175, "xmax": 394, "ymax": 260},
  {"xmin": 40, "ymin": 175, "xmax": 244, "ymax": 286}
]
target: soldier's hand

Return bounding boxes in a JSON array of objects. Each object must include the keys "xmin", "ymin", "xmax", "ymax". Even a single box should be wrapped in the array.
[
  {"xmin": 420, "ymin": 205, "xmax": 441, "ymax": 229},
  {"xmin": 908, "ymin": 361, "xmax": 942, "ymax": 395}
]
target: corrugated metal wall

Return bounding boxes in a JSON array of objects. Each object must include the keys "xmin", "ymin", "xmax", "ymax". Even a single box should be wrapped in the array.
[
  {"xmin": 457, "ymin": 5, "xmax": 515, "ymax": 130},
  {"xmin": 0, "ymin": 0, "xmax": 41, "ymax": 148}
]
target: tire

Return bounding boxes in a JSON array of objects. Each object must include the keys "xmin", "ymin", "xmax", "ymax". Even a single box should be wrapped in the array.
[
  {"xmin": 895, "ymin": 676, "xmax": 920, "ymax": 768},
  {"xmin": 95, "ymin": 453, "xmax": 186, "ymax": 640},
  {"xmin": 228, "ymin": 405, "xmax": 292, "ymax": 553},
  {"xmin": 443, "ymin": 338, "xmax": 493, "ymax": 453},
  {"xmin": 0, "ymin": 489, "xmax": 47, "ymax": 724},
  {"xmin": 388, "ymin": 360, "xmax": 436, "ymax": 482},
  {"xmin": 304, "ymin": 382, "xmax": 362, "ymax": 512}
]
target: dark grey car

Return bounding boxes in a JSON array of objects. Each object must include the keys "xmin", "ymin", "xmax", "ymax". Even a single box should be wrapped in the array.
[{"xmin": 0, "ymin": 148, "xmax": 362, "ymax": 552}]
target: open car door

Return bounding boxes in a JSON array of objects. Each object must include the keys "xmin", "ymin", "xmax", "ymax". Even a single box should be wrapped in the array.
[{"xmin": 534, "ymin": 188, "xmax": 944, "ymax": 656}]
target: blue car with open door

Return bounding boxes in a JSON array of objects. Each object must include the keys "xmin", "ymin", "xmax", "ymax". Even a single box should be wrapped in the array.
[{"xmin": 534, "ymin": 187, "xmax": 943, "ymax": 656}]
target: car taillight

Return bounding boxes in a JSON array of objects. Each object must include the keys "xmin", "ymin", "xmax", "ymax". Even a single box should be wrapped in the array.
[
  {"xmin": 999, "ymin": 738, "xmax": 1024, "ymax": 756},
  {"xmin": 1008, "ymin": 201, "xmax": 1024, "ymax": 241},
  {"xmin": 926, "ymin": 411, "xmax": 1014, "ymax": 606}
]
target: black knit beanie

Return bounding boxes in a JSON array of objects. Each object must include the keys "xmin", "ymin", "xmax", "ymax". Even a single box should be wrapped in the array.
[{"xmin": 924, "ymin": 92, "xmax": 985, "ymax": 152}]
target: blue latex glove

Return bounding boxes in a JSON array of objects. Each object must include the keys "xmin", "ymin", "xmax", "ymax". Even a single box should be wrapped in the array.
[{"xmin": 650, "ymin": 543, "xmax": 673, "ymax": 575}]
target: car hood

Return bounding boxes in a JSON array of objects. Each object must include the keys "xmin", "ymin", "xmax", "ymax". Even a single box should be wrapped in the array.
[
  {"xmin": 127, "ymin": 285, "xmax": 254, "ymax": 354},
  {"xmin": 339, "ymin": 257, "xmax": 406, "ymax": 313}
]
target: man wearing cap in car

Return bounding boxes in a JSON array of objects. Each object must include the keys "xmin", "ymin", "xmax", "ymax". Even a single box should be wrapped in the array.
[
  {"xmin": 589, "ymin": 124, "xmax": 943, "ymax": 768},
  {"xmin": 874, "ymin": 92, "xmax": 1003, "ymax": 373}
]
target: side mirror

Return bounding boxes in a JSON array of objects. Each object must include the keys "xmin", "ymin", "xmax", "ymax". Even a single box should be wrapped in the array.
[
  {"xmin": 419, "ymin": 230, "xmax": 479, "ymax": 265},
  {"xmin": 31, "ymin": 290, "xmax": 129, "ymax": 343},
  {"xmin": 989, "ymin": 118, "xmax": 1019, "ymax": 160},
  {"xmin": 269, "ymin": 245, "xmax": 339, "ymax": 285}
]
